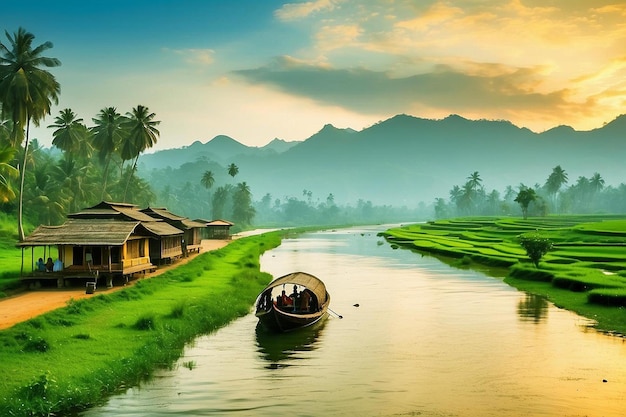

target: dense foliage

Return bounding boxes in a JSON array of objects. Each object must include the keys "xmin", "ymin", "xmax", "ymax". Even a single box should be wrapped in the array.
[{"xmin": 434, "ymin": 167, "xmax": 624, "ymax": 219}]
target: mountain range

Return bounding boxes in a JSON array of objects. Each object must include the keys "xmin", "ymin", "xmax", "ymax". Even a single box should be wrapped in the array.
[{"xmin": 137, "ymin": 113, "xmax": 626, "ymax": 207}]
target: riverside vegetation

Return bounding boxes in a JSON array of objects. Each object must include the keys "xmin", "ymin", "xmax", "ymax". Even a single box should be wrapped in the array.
[
  {"xmin": 0, "ymin": 231, "xmax": 281, "ymax": 417},
  {"xmin": 382, "ymin": 215, "xmax": 626, "ymax": 336}
]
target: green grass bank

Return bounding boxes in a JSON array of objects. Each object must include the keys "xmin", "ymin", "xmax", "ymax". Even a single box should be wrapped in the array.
[
  {"xmin": 381, "ymin": 215, "xmax": 626, "ymax": 336},
  {"xmin": 0, "ymin": 231, "xmax": 281, "ymax": 417}
]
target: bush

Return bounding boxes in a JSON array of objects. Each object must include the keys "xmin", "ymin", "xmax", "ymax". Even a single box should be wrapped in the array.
[{"xmin": 588, "ymin": 289, "xmax": 626, "ymax": 307}]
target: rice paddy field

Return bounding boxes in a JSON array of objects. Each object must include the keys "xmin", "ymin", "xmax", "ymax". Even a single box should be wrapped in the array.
[{"xmin": 382, "ymin": 215, "xmax": 626, "ymax": 336}]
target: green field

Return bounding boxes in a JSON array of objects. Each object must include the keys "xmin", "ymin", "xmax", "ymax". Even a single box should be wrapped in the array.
[
  {"xmin": 381, "ymin": 215, "xmax": 626, "ymax": 336},
  {"xmin": 0, "ymin": 232, "xmax": 282, "ymax": 417}
]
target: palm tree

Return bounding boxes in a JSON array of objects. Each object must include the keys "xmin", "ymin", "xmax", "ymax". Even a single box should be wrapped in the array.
[
  {"xmin": 0, "ymin": 27, "xmax": 61, "ymax": 240},
  {"xmin": 212, "ymin": 185, "xmax": 230, "ymax": 219},
  {"xmin": 201, "ymin": 170, "xmax": 215, "ymax": 217},
  {"xmin": 91, "ymin": 107, "xmax": 125, "ymax": 200},
  {"xmin": 49, "ymin": 108, "xmax": 88, "ymax": 156},
  {"xmin": 466, "ymin": 171, "xmax": 483, "ymax": 192},
  {"xmin": 589, "ymin": 172, "xmax": 605, "ymax": 194},
  {"xmin": 120, "ymin": 105, "xmax": 160, "ymax": 201},
  {"xmin": 0, "ymin": 145, "xmax": 18, "ymax": 202},
  {"xmin": 201, "ymin": 170, "xmax": 215, "ymax": 190},
  {"xmin": 227, "ymin": 163, "xmax": 239, "ymax": 179},
  {"xmin": 544, "ymin": 165, "xmax": 568, "ymax": 212},
  {"xmin": 232, "ymin": 181, "xmax": 255, "ymax": 227}
]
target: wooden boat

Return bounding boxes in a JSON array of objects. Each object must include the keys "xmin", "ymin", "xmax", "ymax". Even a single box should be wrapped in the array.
[{"xmin": 255, "ymin": 271, "xmax": 330, "ymax": 332}]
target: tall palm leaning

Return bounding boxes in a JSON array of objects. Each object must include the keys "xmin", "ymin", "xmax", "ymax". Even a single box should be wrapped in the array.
[
  {"xmin": 120, "ymin": 105, "xmax": 160, "ymax": 202},
  {"xmin": 92, "ymin": 107, "xmax": 125, "ymax": 201},
  {"xmin": 0, "ymin": 27, "xmax": 61, "ymax": 240}
]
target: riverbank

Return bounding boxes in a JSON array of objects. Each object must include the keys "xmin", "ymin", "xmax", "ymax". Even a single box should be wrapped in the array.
[
  {"xmin": 0, "ymin": 239, "xmax": 229, "ymax": 330},
  {"xmin": 382, "ymin": 215, "xmax": 626, "ymax": 336},
  {"xmin": 0, "ymin": 232, "xmax": 281, "ymax": 417}
]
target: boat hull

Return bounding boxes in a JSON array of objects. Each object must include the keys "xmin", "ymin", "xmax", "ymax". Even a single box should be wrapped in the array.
[
  {"xmin": 255, "ymin": 271, "xmax": 331, "ymax": 333},
  {"xmin": 256, "ymin": 305, "xmax": 328, "ymax": 332}
]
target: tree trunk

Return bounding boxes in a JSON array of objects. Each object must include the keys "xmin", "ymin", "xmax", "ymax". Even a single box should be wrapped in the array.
[{"xmin": 17, "ymin": 121, "xmax": 30, "ymax": 241}]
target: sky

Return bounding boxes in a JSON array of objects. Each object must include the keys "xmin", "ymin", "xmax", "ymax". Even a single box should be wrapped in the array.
[{"xmin": 2, "ymin": 0, "xmax": 626, "ymax": 151}]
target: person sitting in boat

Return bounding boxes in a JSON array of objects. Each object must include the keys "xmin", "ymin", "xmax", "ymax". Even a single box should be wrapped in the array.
[
  {"xmin": 290, "ymin": 285, "xmax": 299, "ymax": 311},
  {"xmin": 300, "ymin": 289, "xmax": 312, "ymax": 312},
  {"xmin": 281, "ymin": 290, "xmax": 292, "ymax": 307}
]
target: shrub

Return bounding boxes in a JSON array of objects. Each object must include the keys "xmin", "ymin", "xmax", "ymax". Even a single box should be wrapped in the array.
[
  {"xmin": 134, "ymin": 314, "xmax": 157, "ymax": 331},
  {"xmin": 23, "ymin": 336, "xmax": 50, "ymax": 353}
]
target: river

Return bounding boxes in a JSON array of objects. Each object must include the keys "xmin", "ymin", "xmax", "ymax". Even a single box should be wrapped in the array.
[{"xmin": 81, "ymin": 225, "xmax": 626, "ymax": 416}]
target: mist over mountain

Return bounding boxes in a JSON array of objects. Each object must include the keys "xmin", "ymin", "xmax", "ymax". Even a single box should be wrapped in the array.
[{"xmin": 138, "ymin": 114, "xmax": 626, "ymax": 207}]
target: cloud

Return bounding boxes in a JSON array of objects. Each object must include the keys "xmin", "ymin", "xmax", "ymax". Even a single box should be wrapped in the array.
[
  {"xmin": 232, "ymin": 56, "xmax": 586, "ymax": 119},
  {"xmin": 275, "ymin": 0, "xmax": 342, "ymax": 21}
]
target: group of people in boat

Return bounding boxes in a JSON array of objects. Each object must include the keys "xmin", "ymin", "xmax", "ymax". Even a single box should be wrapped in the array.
[{"xmin": 258, "ymin": 284, "xmax": 319, "ymax": 314}]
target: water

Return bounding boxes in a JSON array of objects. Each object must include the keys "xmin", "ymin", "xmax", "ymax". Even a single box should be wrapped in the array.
[{"xmin": 81, "ymin": 226, "xmax": 626, "ymax": 416}]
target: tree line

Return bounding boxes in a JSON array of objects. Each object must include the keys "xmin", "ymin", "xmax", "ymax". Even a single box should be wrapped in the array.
[
  {"xmin": 0, "ymin": 28, "xmax": 162, "ymax": 238},
  {"xmin": 434, "ymin": 166, "xmax": 625, "ymax": 219}
]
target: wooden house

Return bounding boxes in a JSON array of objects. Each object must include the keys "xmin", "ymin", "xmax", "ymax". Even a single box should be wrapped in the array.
[
  {"xmin": 18, "ymin": 219, "xmax": 157, "ymax": 288},
  {"xmin": 69, "ymin": 201, "xmax": 185, "ymax": 263},
  {"xmin": 140, "ymin": 207, "xmax": 207, "ymax": 255},
  {"xmin": 18, "ymin": 201, "xmax": 185, "ymax": 288},
  {"xmin": 203, "ymin": 219, "xmax": 234, "ymax": 239}
]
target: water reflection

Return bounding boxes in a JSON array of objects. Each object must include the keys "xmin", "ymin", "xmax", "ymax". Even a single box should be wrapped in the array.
[
  {"xmin": 517, "ymin": 293, "xmax": 549, "ymax": 323},
  {"xmin": 78, "ymin": 226, "xmax": 626, "ymax": 417},
  {"xmin": 255, "ymin": 319, "xmax": 327, "ymax": 366}
]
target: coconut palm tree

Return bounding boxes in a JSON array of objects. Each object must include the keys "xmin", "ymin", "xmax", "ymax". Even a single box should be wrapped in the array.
[
  {"xmin": 48, "ymin": 108, "xmax": 88, "ymax": 156},
  {"xmin": 201, "ymin": 170, "xmax": 215, "ymax": 217},
  {"xmin": 0, "ymin": 27, "xmax": 61, "ymax": 240},
  {"xmin": 227, "ymin": 163, "xmax": 239, "ymax": 179},
  {"xmin": 544, "ymin": 165, "xmax": 568, "ymax": 212},
  {"xmin": 120, "ymin": 105, "xmax": 160, "ymax": 201},
  {"xmin": 466, "ymin": 171, "xmax": 483, "ymax": 192},
  {"xmin": 232, "ymin": 181, "xmax": 255, "ymax": 227},
  {"xmin": 91, "ymin": 107, "xmax": 125, "ymax": 200},
  {"xmin": 0, "ymin": 145, "xmax": 18, "ymax": 203}
]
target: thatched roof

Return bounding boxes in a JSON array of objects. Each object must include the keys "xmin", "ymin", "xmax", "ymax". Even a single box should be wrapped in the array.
[
  {"xmin": 141, "ymin": 221, "xmax": 184, "ymax": 237},
  {"xmin": 141, "ymin": 207, "xmax": 207, "ymax": 229},
  {"xmin": 206, "ymin": 219, "xmax": 234, "ymax": 227},
  {"xmin": 18, "ymin": 219, "xmax": 141, "ymax": 247},
  {"xmin": 68, "ymin": 201, "xmax": 157, "ymax": 222}
]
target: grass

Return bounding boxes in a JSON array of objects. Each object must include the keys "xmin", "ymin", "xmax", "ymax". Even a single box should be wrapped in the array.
[
  {"xmin": 382, "ymin": 215, "xmax": 626, "ymax": 336},
  {"xmin": 0, "ymin": 231, "xmax": 282, "ymax": 417}
]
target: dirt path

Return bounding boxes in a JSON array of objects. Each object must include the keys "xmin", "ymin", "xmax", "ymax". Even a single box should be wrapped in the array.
[{"xmin": 0, "ymin": 239, "xmax": 230, "ymax": 330}]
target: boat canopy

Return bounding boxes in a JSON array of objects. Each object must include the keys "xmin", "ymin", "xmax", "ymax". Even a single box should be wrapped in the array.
[{"xmin": 261, "ymin": 271, "xmax": 328, "ymax": 304}]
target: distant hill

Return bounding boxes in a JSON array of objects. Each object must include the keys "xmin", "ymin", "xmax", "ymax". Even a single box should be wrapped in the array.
[
  {"xmin": 139, "ymin": 135, "xmax": 300, "ymax": 170},
  {"xmin": 137, "ymin": 113, "xmax": 626, "ymax": 207}
]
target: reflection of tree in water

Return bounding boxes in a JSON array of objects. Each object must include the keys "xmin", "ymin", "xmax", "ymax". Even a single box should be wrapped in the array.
[{"xmin": 517, "ymin": 293, "xmax": 549, "ymax": 323}]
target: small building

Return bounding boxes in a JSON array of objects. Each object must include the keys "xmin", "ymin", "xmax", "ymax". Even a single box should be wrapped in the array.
[
  {"xmin": 203, "ymin": 219, "xmax": 234, "ymax": 239},
  {"xmin": 69, "ymin": 201, "xmax": 186, "ymax": 263},
  {"xmin": 18, "ymin": 218, "xmax": 159, "ymax": 288},
  {"xmin": 141, "ymin": 207, "xmax": 207, "ymax": 254}
]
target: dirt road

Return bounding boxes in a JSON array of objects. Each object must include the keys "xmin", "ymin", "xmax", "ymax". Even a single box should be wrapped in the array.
[{"xmin": 0, "ymin": 239, "xmax": 229, "ymax": 330}]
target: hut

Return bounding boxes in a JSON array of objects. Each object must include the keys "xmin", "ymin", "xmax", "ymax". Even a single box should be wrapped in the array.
[
  {"xmin": 18, "ymin": 219, "xmax": 159, "ymax": 288},
  {"xmin": 140, "ymin": 207, "xmax": 207, "ymax": 255},
  {"xmin": 69, "ymin": 201, "xmax": 185, "ymax": 263},
  {"xmin": 18, "ymin": 201, "xmax": 187, "ymax": 288},
  {"xmin": 203, "ymin": 219, "xmax": 234, "ymax": 239}
]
